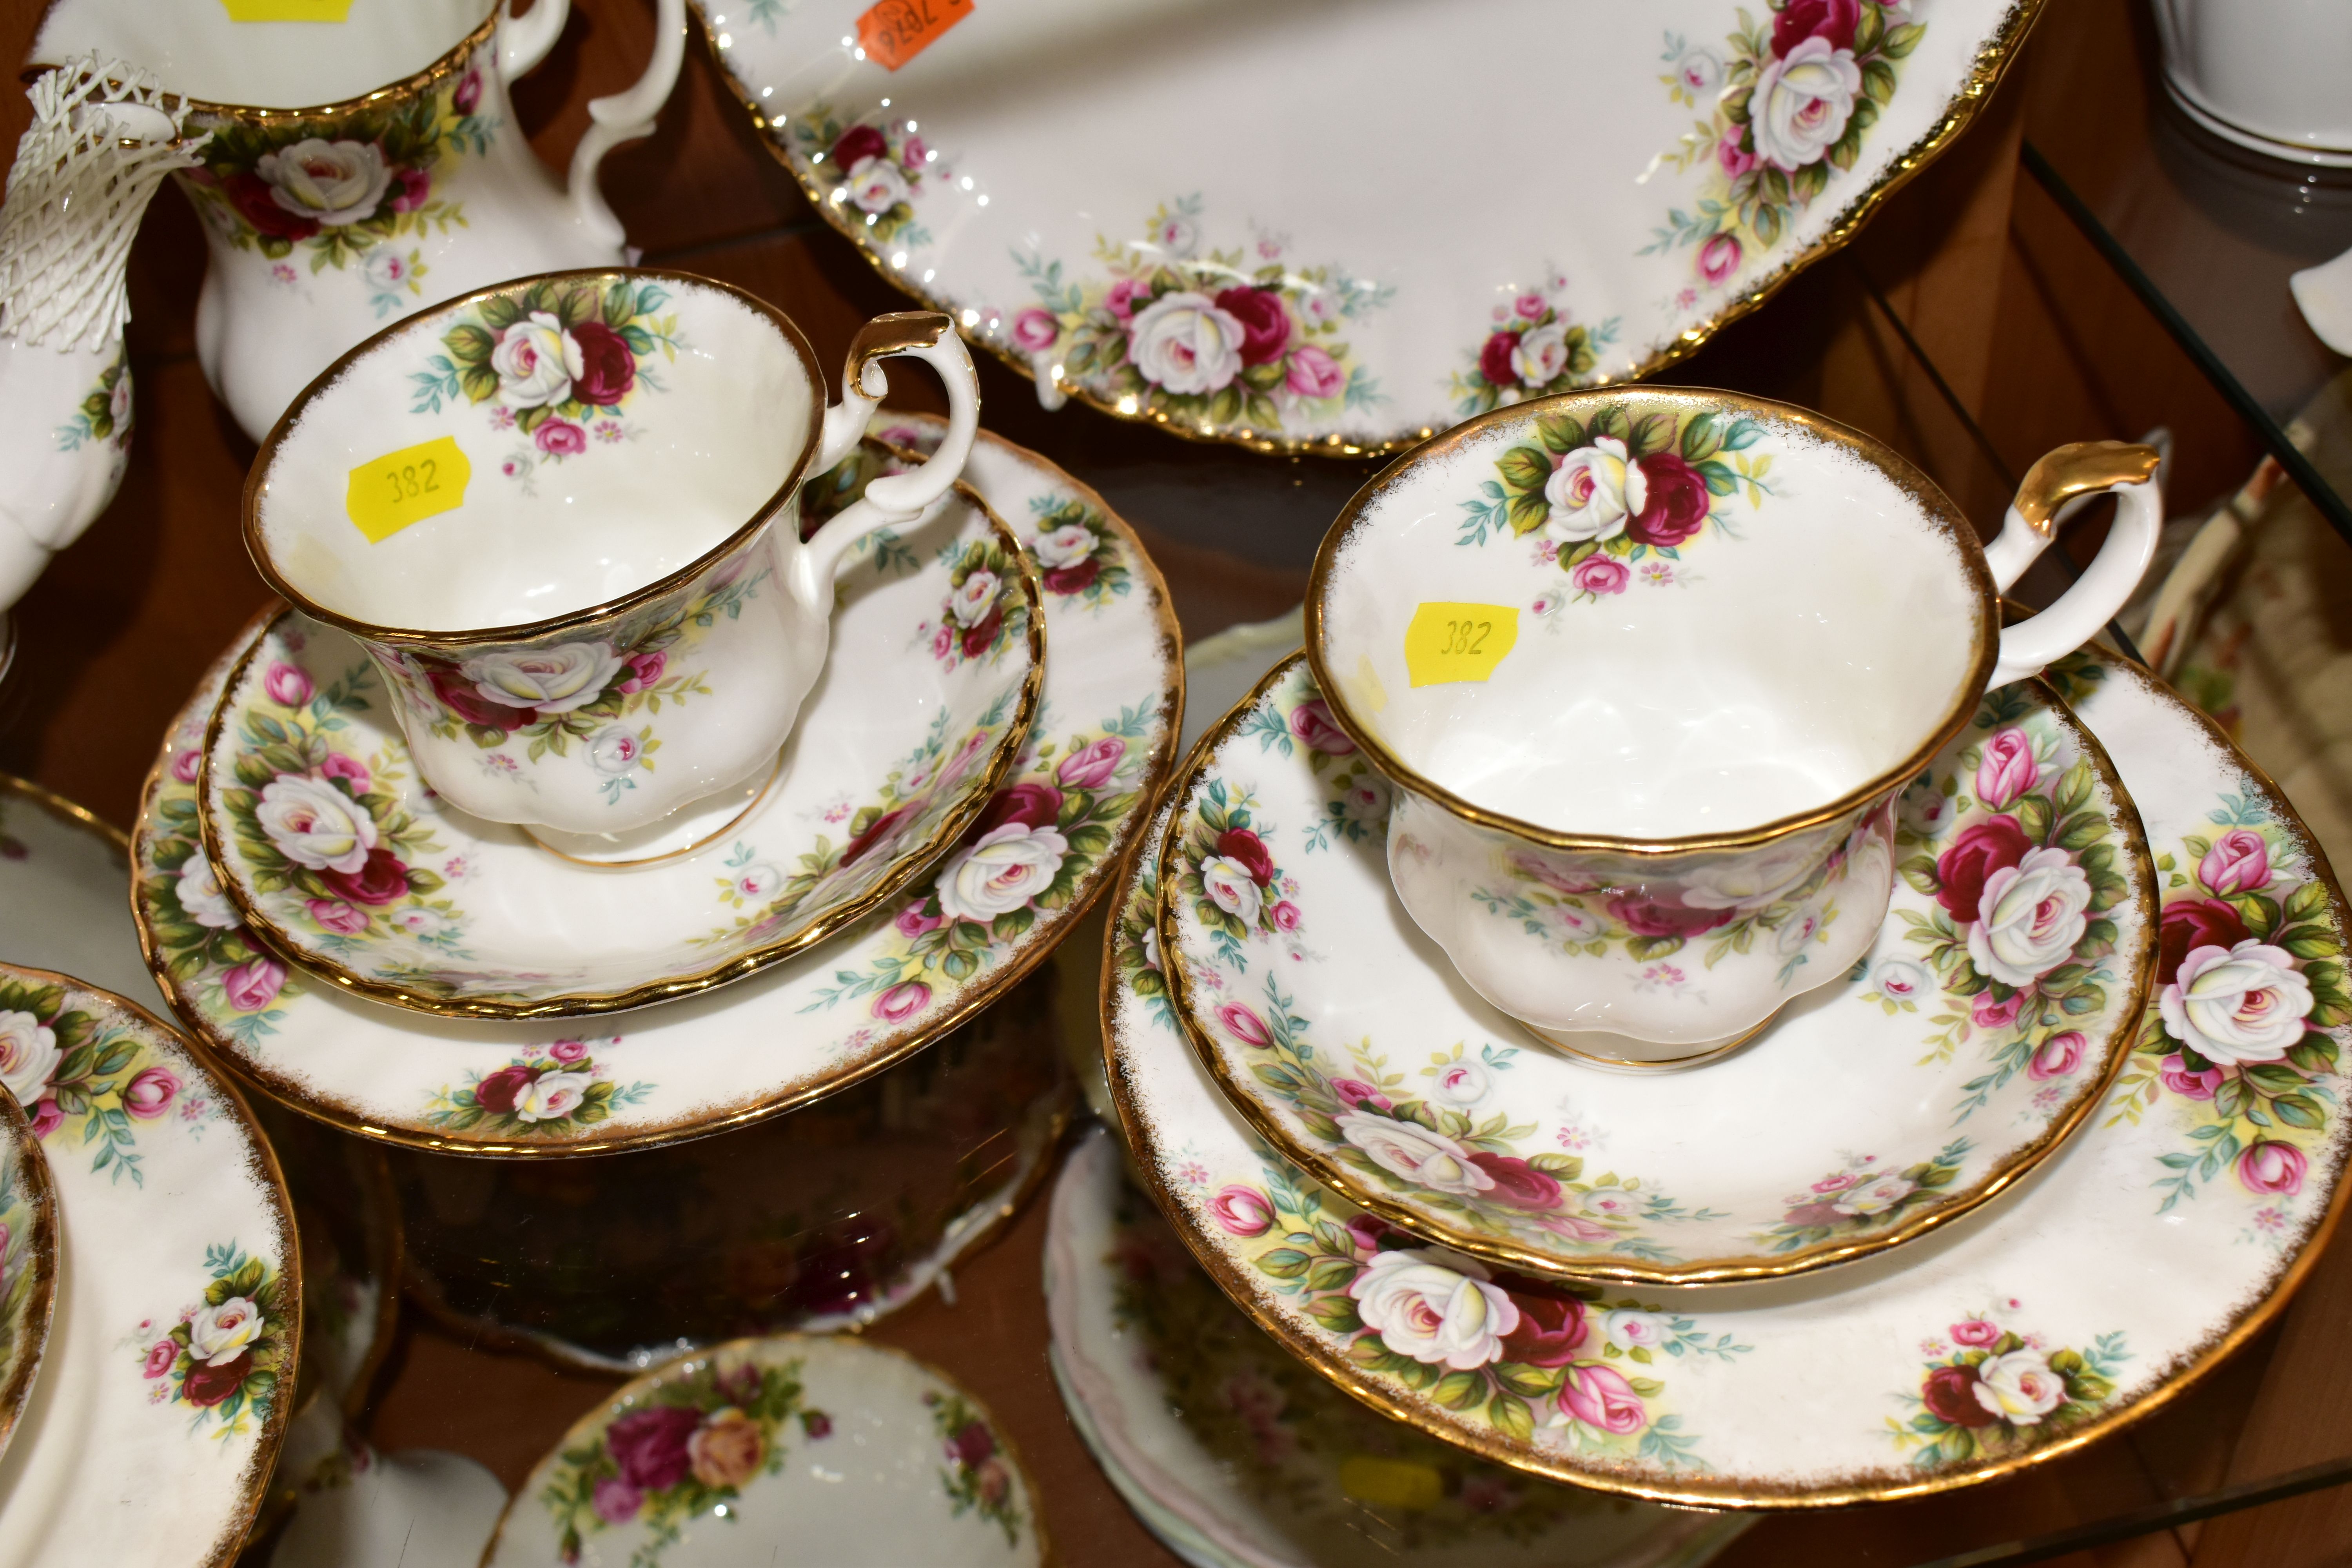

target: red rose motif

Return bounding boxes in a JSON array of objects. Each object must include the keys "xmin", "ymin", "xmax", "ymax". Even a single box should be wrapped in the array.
[
  {"xmin": 831, "ymin": 125, "xmax": 887, "ymax": 170},
  {"xmin": 321, "ymin": 846, "xmax": 412, "ymax": 906},
  {"xmin": 970, "ymin": 783, "xmax": 1065, "ymax": 840},
  {"xmin": 1466, "ymin": 1152, "xmax": 1563, "ymax": 1210},
  {"xmin": 452, "ymin": 67, "xmax": 483, "ymax": 115},
  {"xmin": 1479, "ymin": 330, "xmax": 1521, "ymax": 388},
  {"xmin": 1604, "ymin": 894, "xmax": 1732, "ymax": 939},
  {"xmin": 959, "ymin": 604, "xmax": 1004, "ymax": 659},
  {"xmin": 2158, "ymin": 898, "xmax": 2251, "ymax": 987},
  {"xmin": 390, "ymin": 167, "xmax": 432, "ymax": 212},
  {"xmin": 225, "ymin": 172, "xmax": 319, "ymax": 241},
  {"xmin": 183, "ymin": 1349, "xmax": 254, "ymax": 1407},
  {"xmin": 1771, "ymin": 0, "xmax": 1861, "ymax": 56},
  {"xmin": 1626, "ymin": 453, "xmax": 1711, "ymax": 548},
  {"xmin": 428, "ymin": 665, "xmax": 535, "ymax": 731},
  {"xmin": 1044, "ymin": 559, "xmax": 1100, "ymax": 595},
  {"xmin": 1921, "ymin": 1364, "xmax": 1995, "ymax": 1427},
  {"xmin": 842, "ymin": 806, "xmax": 915, "ymax": 867},
  {"xmin": 472, "ymin": 1064, "xmax": 538, "ymax": 1116},
  {"xmin": 1211, "ymin": 287, "xmax": 1292, "ymax": 366},
  {"xmin": 606, "ymin": 1405, "xmax": 701, "ymax": 1493},
  {"xmin": 570, "ymin": 319, "xmax": 637, "ymax": 407},
  {"xmin": 1498, "ymin": 1291, "xmax": 1589, "ymax": 1366},
  {"xmin": 1933, "ymin": 817, "xmax": 2032, "ymax": 924},
  {"xmin": 1215, "ymin": 828, "xmax": 1277, "ymax": 886},
  {"xmin": 951, "ymin": 1420, "xmax": 995, "ymax": 1468}
]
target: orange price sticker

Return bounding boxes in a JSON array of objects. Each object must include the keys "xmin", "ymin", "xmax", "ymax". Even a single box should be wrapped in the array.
[
  {"xmin": 346, "ymin": 436, "xmax": 470, "ymax": 544},
  {"xmin": 855, "ymin": 0, "xmax": 973, "ymax": 71}
]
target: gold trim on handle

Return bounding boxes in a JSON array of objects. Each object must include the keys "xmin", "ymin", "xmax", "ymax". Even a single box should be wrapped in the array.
[
  {"xmin": 2013, "ymin": 441, "xmax": 2163, "ymax": 535},
  {"xmin": 845, "ymin": 310, "xmax": 952, "ymax": 396}
]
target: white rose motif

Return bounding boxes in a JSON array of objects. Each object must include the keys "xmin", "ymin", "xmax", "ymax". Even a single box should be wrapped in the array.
[
  {"xmin": 1776, "ymin": 906, "xmax": 1824, "ymax": 953},
  {"xmin": 1548, "ymin": 901, "xmax": 1608, "ymax": 942},
  {"xmin": 1602, "ymin": 1309, "xmax": 1670, "ymax": 1350},
  {"xmin": 845, "ymin": 154, "xmax": 909, "ymax": 214},
  {"xmin": 363, "ymin": 248, "xmax": 411, "ymax": 292},
  {"xmin": 1679, "ymin": 49, "xmax": 1723, "ymax": 91},
  {"xmin": 1153, "ymin": 215, "xmax": 1200, "ymax": 258},
  {"xmin": 1429, "ymin": 1060, "xmax": 1490, "ymax": 1105},
  {"xmin": 514, "ymin": 1071, "xmax": 593, "ymax": 1123},
  {"xmin": 1972, "ymin": 1349, "xmax": 2067, "ymax": 1425},
  {"xmin": 0, "ymin": 1012, "xmax": 59, "ymax": 1104},
  {"xmin": 462, "ymin": 641, "xmax": 623, "ymax": 716},
  {"xmin": 187, "ymin": 1296, "xmax": 265, "ymax": 1364},
  {"xmin": 394, "ymin": 907, "xmax": 452, "ymax": 938},
  {"xmin": 2159, "ymin": 939, "xmax": 2314, "ymax": 1066},
  {"xmin": 1870, "ymin": 958, "xmax": 1931, "ymax": 1001},
  {"xmin": 1966, "ymin": 847, "xmax": 2091, "ymax": 987},
  {"xmin": 1139, "ymin": 924, "xmax": 1161, "ymax": 973},
  {"xmin": 1510, "ymin": 324, "xmax": 1570, "ymax": 387},
  {"xmin": 1543, "ymin": 438, "xmax": 1644, "ymax": 544},
  {"xmin": 255, "ymin": 774, "xmax": 377, "ymax": 875},
  {"xmin": 1579, "ymin": 1189, "xmax": 1643, "ymax": 1220},
  {"xmin": 1831, "ymin": 1173, "xmax": 1916, "ymax": 1216},
  {"xmin": 108, "ymin": 371, "xmax": 132, "ymax": 426},
  {"xmin": 176, "ymin": 858, "xmax": 241, "ymax": 929},
  {"xmin": 1336, "ymin": 1113, "xmax": 1494, "ymax": 1196},
  {"xmin": 1750, "ymin": 36, "xmax": 1862, "ymax": 172},
  {"xmin": 734, "ymin": 864, "xmax": 784, "ymax": 901},
  {"xmin": 1682, "ymin": 836, "xmax": 1824, "ymax": 909},
  {"xmin": 948, "ymin": 570, "xmax": 1000, "ymax": 628},
  {"xmin": 1126, "ymin": 290, "xmax": 1247, "ymax": 396},
  {"xmin": 490, "ymin": 311, "xmax": 583, "ymax": 409},
  {"xmin": 1030, "ymin": 523, "xmax": 1095, "ymax": 570},
  {"xmin": 1345, "ymin": 1248, "xmax": 1520, "ymax": 1370},
  {"xmin": 587, "ymin": 728, "xmax": 644, "ymax": 776},
  {"xmin": 1198, "ymin": 855, "xmax": 1263, "ymax": 926},
  {"xmin": 256, "ymin": 138, "xmax": 392, "ymax": 225},
  {"xmin": 936, "ymin": 823, "xmax": 1069, "ymax": 923}
]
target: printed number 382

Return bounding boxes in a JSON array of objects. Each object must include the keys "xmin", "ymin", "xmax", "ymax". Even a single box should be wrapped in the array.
[
  {"xmin": 385, "ymin": 459, "xmax": 439, "ymax": 502},
  {"xmin": 1439, "ymin": 619, "xmax": 1493, "ymax": 656}
]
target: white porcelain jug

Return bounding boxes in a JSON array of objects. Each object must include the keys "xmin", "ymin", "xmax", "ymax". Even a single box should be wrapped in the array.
[
  {"xmin": 27, "ymin": 0, "xmax": 688, "ymax": 441},
  {"xmin": 2153, "ymin": 0, "xmax": 2352, "ymax": 166}
]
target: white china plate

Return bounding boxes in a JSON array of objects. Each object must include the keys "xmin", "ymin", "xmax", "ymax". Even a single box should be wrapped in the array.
[
  {"xmin": 702, "ymin": 0, "xmax": 2040, "ymax": 455},
  {"xmin": 0, "ymin": 774, "xmax": 172, "ymax": 1009},
  {"xmin": 0, "ymin": 1089, "xmax": 56, "ymax": 1467},
  {"xmin": 1103, "ymin": 649, "xmax": 2352, "ymax": 1506},
  {"xmin": 199, "ymin": 484, "xmax": 1044, "ymax": 1018},
  {"xmin": 0, "ymin": 969, "xmax": 299, "ymax": 1564},
  {"xmin": 1046, "ymin": 1125, "xmax": 1748, "ymax": 1568},
  {"xmin": 483, "ymin": 1333, "xmax": 1044, "ymax": 1566},
  {"xmin": 1159, "ymin": 657, "xmax": 2155, "ymax": 1285},
  {"xmin": 134, "ymin": 421, "xmax": 1181, "ymax": 1154}
]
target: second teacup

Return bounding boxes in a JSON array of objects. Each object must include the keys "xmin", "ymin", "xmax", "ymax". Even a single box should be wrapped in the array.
[
  {"xmin": 242, "ymin": 267, "xmax": 979, "ymax": 844},
  {"xmin": 1307, "ymin": 388, "xmax": 2159, "ymax": 1060}
]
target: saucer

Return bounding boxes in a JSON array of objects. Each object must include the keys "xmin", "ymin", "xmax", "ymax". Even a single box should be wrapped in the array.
[
  {"xmin": 0, "ymin": 1089, "xmax": 56, "ymax": 1465},
  {"xmin": 482, "ymin": 1333, "xmax": 1045, "ymax": 1566},
  {"xmin": 1046, "ymin": 1126, "xmax": 1749, "ymax": 1568},
  {"xmin": 0, "ymin": 773, "xmax": 173, "ymax": 1009},
  {"xmin": 1104, "ymin": 648, "xmax": 2352, "ymax": 1506},
  {"xmin": 1160, "ymin": 655, "xmax": 2156, "ymax": 1285},
  {"xmin": 0, "ymin": 968, "xmax": 299, "ymax": 1563},
  {"xmin": 264, "ymin": 1400, "xmax": 508, "ymax": 1568},
  {"xmin": 199, "ymin": 480, "xmax": 1045, "ymax": 1019},
  {"xmin": 133, "ymin": 420, "xmax": 1181, "ymax": 1153}
]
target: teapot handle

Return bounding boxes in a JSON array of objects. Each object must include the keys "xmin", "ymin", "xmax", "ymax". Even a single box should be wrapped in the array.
[
  {"xmin": 498, "ymin": 0, "xmax": 570, "ymax": 78},
  {"xmin": 564, "ymin": 0, "xmax": 688, "ymax": 251},
  {"xmin": 788, "ymin": 313, "xmax": 980, "ymax": 612},
  {"xmin": 1982, "ymin": 441, "xmax": 2163, "ymax": 687}
]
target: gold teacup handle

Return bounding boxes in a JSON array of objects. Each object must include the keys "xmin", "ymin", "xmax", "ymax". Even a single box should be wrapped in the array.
[{"xmin": 1982, "ymin": 440, "xmax": 2163, "ymax": 686}]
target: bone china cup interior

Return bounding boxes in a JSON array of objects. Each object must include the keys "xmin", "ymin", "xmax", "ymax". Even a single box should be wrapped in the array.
[
  {"xmin": 33, "ymin": 0, "xmax": 497, "ymax": 107},
  {"xmin": 243, "ymin": 267, "xmax": 980, "ymax": 840},
  {"xmin": 1307, "ymin": 388, "xmax": 2160, "ymax": 1054}
]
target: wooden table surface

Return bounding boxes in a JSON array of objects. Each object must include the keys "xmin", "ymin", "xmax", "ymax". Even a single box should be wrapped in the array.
[{"xmin": 2, "ymin": 0, "xmax": 2347, "ymax": 1564}]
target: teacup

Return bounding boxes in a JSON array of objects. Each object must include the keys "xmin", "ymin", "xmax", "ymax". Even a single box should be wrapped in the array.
[
  {"xmin": 241, "ymin": 267, "xmax": 980, "ymax": 849},
  {"xmin": 1306, "ymin": 388, "xmax": 2160, "ymax": 1062},
  {"xmin": 30, "ymin": 0, "xmax": 688, "ymax": 442}
]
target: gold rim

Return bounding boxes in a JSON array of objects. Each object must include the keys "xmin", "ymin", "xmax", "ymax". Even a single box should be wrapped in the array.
[
  {"xmin": 199, "ymin": 479, "xmax": 1047, "ymax": 1021},
  {"xmin": 136, "ymin": 428, "xmax": 1184, "ymax": 1156},
  {"xmin": 0, "ymin": 965, "xmax": 304, "ymax": 1561},
  {"xmin": 0, "ymin": 1086, "xmax": 58, "ymax": 1463},
  {"xmin": 1106, "ymin": 650, "xmax": 2352, "ymax": 1508},
  {"xmin": 1154, "ymin": 652, "xmax": 2158, "ymax": 1286},
  {"xmin": 701, "ymin": 1, "xmax": 2047, "ymax": 459},
  {"xmin": 473, "ymin": 1331, "xmax": 1060, "ymax": 1567},
  {"xmin": 0, "ymin": 771, "xmax": 131, "ymax": 851},
  {"xmin": 241, "ymin": 266, "xmax": 833, "ymax": 650},
  {"xmin": 1304, "ymin": 387, "xmax": 2002, "ymax": 856}
]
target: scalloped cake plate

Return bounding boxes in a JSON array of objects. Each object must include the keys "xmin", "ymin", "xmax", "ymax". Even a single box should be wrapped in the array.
[
  {"xmin": 1104, "ymin": 649, "xmax": 2352, "ymax": 1508},
  {"xmin": 701, "ymin": 0, "xmax": 2041, "ymax": 455},
  {"xmin": 198, "ymin": 483, "xmax": 1044, "ymax": 1020},
  {"xmin": 134, "ymin": 422, "xmax": 1180, "ymax": 1155},
  {"xmin": 1158, "ymin": 656, "xmax": 2155, "ymax": 1286}
]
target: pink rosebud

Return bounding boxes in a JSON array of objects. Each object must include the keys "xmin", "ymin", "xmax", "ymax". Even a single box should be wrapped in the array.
[
  {"xmin": 1270, "ymin": 901, "xmax": 1302, "ymax": 931},
  {"xmin": 452, "ymin": 67, "xmax": 483, "ymax": 115},
  {"xmin": 1971, "ymin": 990, "xmax": 2026, "ymax": 1031},
  {"xmin": 1950, "ymin": 1319, "xmax": 2002, "ymax": 1347},
  {"xmin": 874, "ymin": 981, "xmax": 931, "ymax": 1023},
  {"xmin": 2239, "ymin": 1140, "xmax": 2307, "ymax": 1196},
  {"xmin": 2158, "ymin": 1052, "xmax": 2223, "ymax": 1100},
  {"xmin": 2027, "ymin": 1030, "xmax": 2084, "ymax": 1081},
  {"xmin": 1104, "ymin": 279, "xmax": 1149, "ymax": 320},
  {"xmin": 1514, "ymin": 292, "xmax": 1546, "ymax": 319},
  {"xmin": 1284, "ymin": 344, "xmax": 1346, "ymax": 401},
  {"xmin": 617, "ymin": 650, "xmax": 666, "ymax": 695},
  {"xmin": 548, "ymin": 1038, "xmax": 589, "ymax": 1064},
  {"xmin": 1056, "ymin": 736, "xmax": 1127, "ymax": 790},
  {"xmin": 1558, "ymin": 1362, "xmax": 1647, "ymax": 1435},
  {"xmin": 305, "ymin": 898, "xmax": 370, "ymax": 935},
  {"xmin": 1570, "ymin": 555, "xmax": 1630, "ymax": 597},
  {"xmin": 592, "ymin": 1476, "xmax": 642, "ymax": 1524},
  {"xmin": 390, "ymin": 167, "xmax": 432, "ymax": 212},
  {"xmin": 1287, "ymin": 699, "xmax": 1355, "ymax": 755},
  {"xmin": 222, "ymin": 957, "xmax": 285, "ymax": 1014},
  {"xmin": 2200, "ymin": 829, "xmax": 2272, "ymax": 896},
  {"xmin": 143, "ymin": 1339, "xmax": 178, "ymax": 1378},
  {"xmin": 902, "ymin": 134, "xmax": 928, "ymax": 168},
  {"xmin": 1344, "ymin": 1214, "xmax": 1389, "ymax": 1253},
  {"xmin": 1718, "ymin": 135, "xmax": 1759, "ymax": 180},
  {"xmin": 27, "ymin": 1098, "xmax": 60, "ymax": 1139},
  {"xmin": 1697, "ymin": 232, "xmax": 1742, "ymax": 287},
  {"xmin": 318, "ymin": 753, "xmax": 370, "ymax": 790},
  {"xmin": 535, "ymin": 419, "xmax": 587, "ymax": 457},
  {"xmin": 172, "ymin": 749, "xmax": 202, "ymax": 784},
  {"xmin": 1329, "ymin": 1077, "xmax": 1392, "ymax": 1112},
  {"xmin": 122, "ymin": 1065, "xmax": 180, "ymax": 1120},
  {"xmin": 1011, "ymin": 308, "xmax": 1060, "ymax": 352},
  {"xmin": 263, "ymin": 662, "xmax": 312, "ymax": 709},
  {"xmin": 895, "ymin": 902, "xmax": 945, "ymax": 938},
  {"xmin": 1215, "ymin": 1003, "xmax": 1272, "ymax": 1049},
  {"xmin": 1975, "ymin": 728, "xmax": 2038, "ymax": 810},
  {"xmin": 1208, "ymin": 1184, "xmax": 1275, "ymax": 1237}
]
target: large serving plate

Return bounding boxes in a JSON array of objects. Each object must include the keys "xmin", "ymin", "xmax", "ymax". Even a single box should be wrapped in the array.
[
  {"xmin": 132, "ymin": 422, "xmax": 1181, "ymax": 1154},
  {"xmin": 1104, "ymin": 650, "xmax": 2351, "ymax": 1506},
  {"xmin": 702, "ymin": 0, "xmax": 2041, "ymax": 455}
]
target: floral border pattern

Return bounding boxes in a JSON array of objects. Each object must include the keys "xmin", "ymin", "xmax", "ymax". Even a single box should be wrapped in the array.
[
  {"xmin": 1889, "ymin": 1307, "xmax": 2126, "ymax": 1468},
  {"xmin": 136, "ymin": 1241, "xmax": 292, "ymax": 1441}
]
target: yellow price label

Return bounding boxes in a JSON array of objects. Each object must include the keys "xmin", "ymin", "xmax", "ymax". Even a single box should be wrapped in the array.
[
  {"xmin": 222, "ymin": 0, "xmax": 353, "ymax": 18},
  {"xmin": 346, "ymin": 436, "xmax": 469, "ymax": 544},
  {"xmin": 1402, "ymin": 601, "xmax": 1517, "ymax": 688}
]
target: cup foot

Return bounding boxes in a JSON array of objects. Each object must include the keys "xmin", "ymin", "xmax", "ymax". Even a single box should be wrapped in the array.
[
  {"xmin": 523, "ymin": 750, "xmax": 784, "ymax": 869},
  {"xmin": 1515, "ymin": 1006, "xmax": 1785, "ymax": 1073}
]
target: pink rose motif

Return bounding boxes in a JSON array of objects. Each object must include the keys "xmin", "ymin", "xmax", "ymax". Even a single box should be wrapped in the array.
[
  {"xmin": 1011, "ymin": 308, "xmax": 1060, "ymax": 353},
  {"xmin": 592, "ymin": 1477, "xmax": 642, "ymax": 1524},
  {"xmin": 930, "ymin": 624, "xmax": 954, "ymax": 661},
  {"xmin": 874, "ymin": 981, "xmax": 931, "ymax": 1023},
  {"xmin": 143, "ymin": 1339, "xmax": 178, "ymax": 1378},
  {"xmin": 1104, "ymin": 278, "xmax": 1149, "ymax": 320},
  {"xmin": 548, "ymin": 1038, "xmax": 589, "ymax": 1065},
  {"xmin": 452, "ymin": 68, "xmax": 483, "ymax": 115},
  {"xmin": 1344, "ymin": 1214, "xmax": 1390, "ymax": 1253},
  {"xmin": 895, "ymin": 902, "xmax": 945, "ymax": 938},
  {"xmin": 901, "ymin": 134, "xmax": 929, "ymax": 168},
  {"xmin": 2200, "ymin": 829, "xmax": 2272, "ymax": 896},
  {"xmin": 306, "ymin": 899, "xmax": 370, "ymax": 935},
  {"xmin": 2027, "ymin": 1030, "xmax": 2084, "ymax": 1080},
  {"xmin": 1811, "ymin": 1172, "xmax": 1861, "ymax": 1194},
  {"xmin": 2239, "ymin": 1140, "xmax": 2307, "ymax": 1196},
  {"xmin": 1606, "ymin": 895, "xmax": 1732, "ymax": 939},
  {"xmin": 616, "ymin": 651, "xmax": 667, "ymax": 695},
  {"xmin": 1329, "ymin": 1077, "xmax": 1392, "ymax": 1112},
  {"xmin": 1216, "ymin": 1003, "xmax": 1272, "ymax": 1049},
  {"xmin": 172, "ymin": 748, "xmax": 202, "ymax": 784},
  {"xmin": 2158, "ymin": 1052, "xmax": 2223, "ymax": 1100},
  {"xmin": 1718, "ymin": 135, "xmax": 1759, "ymax": 180},
  {"xmin": 1975, "ymin": 728, "xmax": 2039, "ymax": 810},
  {"xmin": 1559, "ymin": 1363, "xmax": 1647, "ymax": 1435},
  {"xmin": 318, "ymin": 753, "xmax": 370, "ymax": 790},
  {"xmin": 222, "ymin": 957, "xmax": 285, "ymax": 1014},
  {"xmin": 1288, "ymin": 699, "xmax": 1356, "ymax": 755},
  {"xmin": 1570, "ymin": 555, "xmax": 1630, "ymax": 597},
  {"xmin": 1270, "ymin": 900, "xmax": 1302, "ymax": 931},
  {"xmin": 390, "ymin": 167, "xmax": 432, "ymax": 212},
  {"xmin": 27, "ymin": 1098, "xmax": 59, "ymax": 1139},
  {"xmin": 606, "ymin": 1405, "xmax": 699, "ymax": 1492},
  {"xmin": 1056, "ymin": 736, "xmax": 1126, "ymax": 790},
  {"xmin": 1697, "ymin": 232, "xmax": 1742, "ymax": 287},
  {"xmin": 263, "ymin": 662, "xmax": 312, "ymax": 709},
  {"xmin": 535, "ymin": 419, "xmax": 587, "ymax": 457},
  {"xmin": 1971, "ymin": 990, "xmax": 2026, "ymax": 1031},
  {"xmin": 122, "ymin": 1065, "xmax": 180, "ymax": 1120},
  {"xmin": 1950, "ymin": 1319, "xmax": 2002, "ymax": 1347},
  {"xmin": 1285, "ymin": 344, "xmax": 1346, "ymax": 400},
  {"xmin": 1209, "ymin": 1185, "xmax": 1275, "ymax": 1237},
  {"xmin": 1514, "ymin": 292, "xmax": 1547, "ymax": 319}
]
